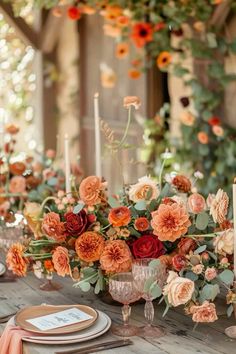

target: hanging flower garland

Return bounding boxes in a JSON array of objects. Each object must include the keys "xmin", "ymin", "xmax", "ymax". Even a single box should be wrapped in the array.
[{"xmin": 6, "ymin": 0, "xmax": 236, "ymax": 193}]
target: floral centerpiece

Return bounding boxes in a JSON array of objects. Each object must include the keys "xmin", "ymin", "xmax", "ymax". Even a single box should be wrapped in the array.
[
  {"xmin": 0, "ymin": 124, "xmax": 66, "ymax": 226},
  {"xmin": 6, "ymin": 168, "xmax": 235, "ymax": 323}
]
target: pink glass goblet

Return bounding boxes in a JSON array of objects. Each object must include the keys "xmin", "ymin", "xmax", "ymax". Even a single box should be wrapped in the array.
[
  {"xmin": 109, "ymin": 272, "xmax": 141, "ymax": 337},
  {"xmin": 132, "ymin": 258, "xmax": 167, "ymax": 338}
]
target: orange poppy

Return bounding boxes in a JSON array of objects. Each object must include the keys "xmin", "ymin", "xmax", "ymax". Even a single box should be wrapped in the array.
[
  {"xmin": 116, "ymin": 42, "xmax": 129, "ymax": 59},
  {"xmin": 128, "ymin": 68, "xmax": 141, "ymax": 79},
  {"xmin": 131, "ymin": 22, "xmax": 153, "ymax": 48},
  {"xmin": 157, "ymin": 51, "xmax": 172, "ymax": 69}
]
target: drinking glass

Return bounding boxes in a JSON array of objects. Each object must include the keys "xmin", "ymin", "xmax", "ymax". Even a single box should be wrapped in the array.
[
  {"xmin": 109, "ymin": 272, "xmax": 141, "ymax": 337},
  {"xmin": 132, "ymin": 258, "xmax": 167, "ymax": 338}
]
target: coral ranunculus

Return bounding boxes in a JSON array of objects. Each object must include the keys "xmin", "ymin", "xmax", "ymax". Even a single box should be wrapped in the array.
[
  {"xmin": 6, "ymin": 243, "xmax": 29, "ymax": 277},
  {"xmin": 131, "ymin": 234, "xmax": 165, "ymax": 259},
  {"xmin": 190, "ymin": 301, "xmax": 218, "ymax": 323},
  {"xmin": 151, "ymin": 203, "xmax": 191, "ymax": 242},
  {"xmin": 108, "ymin": 206, "xmax": 131, "ymax": 227},
  {"xmin": 65, "ymin": 210, "xmax": 88, "ymax": 236},
  {"xmin": 131, "ymin": 22, "xmax": 153, "ymax": 48},
  {"xmin": 42, "ymin": 212, "xmax": 66, "ymax": 242},
  {"xmin": 75, "ymin": 231, "xmax": 105, "ymax": 262},
  {"xmin": 52, "ymin": 246, "xmax": 70, "ymax": 277},
  {"xmin": 100, "ymin": 240, "xmax": 132, "ymax": 273},
  {"xmin": 134, "ymin": 217, "xmax": 149, "ymax": 231},
  {"xmin": 79, "ymin": 176, "xmax": 103, "ymax": 206}
]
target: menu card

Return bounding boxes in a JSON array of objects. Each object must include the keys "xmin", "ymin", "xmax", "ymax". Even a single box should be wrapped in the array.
[{"xmin": 26, "ymin": 308, "xmax": 93, "ymax": 331}]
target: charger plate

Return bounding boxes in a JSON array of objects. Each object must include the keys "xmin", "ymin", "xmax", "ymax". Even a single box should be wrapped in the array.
[
  {"xmin": 15, "ymin": 304, "xmax": 98, "ymax": 335},
  {"xmin": 0, "ymin": 263, "xmax": 6, "ymax": 276},
  {"xmin": 9, "ymin": 311, "xmax": 111, "ymax": 345}
]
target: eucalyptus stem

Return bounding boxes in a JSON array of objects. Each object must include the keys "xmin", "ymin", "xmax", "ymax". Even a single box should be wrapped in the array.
[
  {"xmin": 40, "ymin": 196, "xmax": 57, "ymax": 212},
  {"xmin": 113, "ymin": 106, "xmax": 132, "ymax": 149},
  {"xmin": 185, "ymin": 232, "xmax": 219, "ymax": 238}
]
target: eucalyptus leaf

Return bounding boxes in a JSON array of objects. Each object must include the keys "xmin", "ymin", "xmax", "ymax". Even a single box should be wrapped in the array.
[
  {"xmin": 227, "ymin": 304, "xmax": 234, "ymax": 318},
  {"xmin": 73, "ymin": 202, "xmax": 85, "ymax": 214},
  {"xmin": 194, "ymin": 244, "xmax": 207, "ymax": 254},
  {"xmin": 218, "ymin": 269, "xmax": 234, "ymax": 286},
  {"xmin": 149, "ymin": 259, "xmax": 161, "ymax": 268},
  {"xmin": 150, "ymin": 283, "xmax": 162, "ymax": 299},
  {"xmin": 196, "ymin": 212, "xmax": 209, "ymax": 231},
  {"xmin": 200, "ymin": 284, "xmax": 220, "ymax": 303},
  {"xmin": 185, "ymin": 271, "xmax": 198, "ymax": 282},
  {"xmin": 108, "ymin": 196, "xmax": 120, "ymax": 208},
  {"xmin": 134, "ymin": 200, "xmax": 147, "ymax": 211},
  {"xmin": 78, "ymin": 281, "xmax": 91, "ymax": 292}
]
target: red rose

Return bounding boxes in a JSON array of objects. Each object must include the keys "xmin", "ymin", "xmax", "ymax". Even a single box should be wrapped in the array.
[
  {"xmin": 208, "ymin": 116, "xmax": 220, "ymax": 126},
  {"xmin": 131, "ymin": 234, "xmax": 165, "ymax": 259},
  {"xmin": 172, "ymin": 254, "xmax": 187, "ymax": 271},
  {"xmin": 67, "ymin": 6, "xmax": 81, "ymax": 20},
  {"xmin": 64, "ymin": 210, "xmax": 88, "ymax": 236}
]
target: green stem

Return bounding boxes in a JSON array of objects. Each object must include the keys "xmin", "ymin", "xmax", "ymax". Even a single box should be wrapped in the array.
[
  {"xmin": 159, "ymin": 158, "xmax": 166, "ymax": 190},
  {"xmin": 40, "ymin": 196, "xmax": 57, "ymax": 212},
  {"xmin": 185, "ymin": 232, "xmax": 219, "ymax": 238},
  {"xmin": 113, "ymin": 106, "xmax": 132, "ymax": 149}
]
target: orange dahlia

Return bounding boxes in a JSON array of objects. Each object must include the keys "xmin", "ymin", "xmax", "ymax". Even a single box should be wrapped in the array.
[
  {"xmin": 100, "ymin": 240, "xmax": 132, "ymax": 273},
  {"xmin": 131, "ymin": 22, "xmax": 153, "ymax": 48},
  {"xmin": 108, "ymin": 206, "xmax": 131, "ymax": 227},
  {"xmin": 6, "ymin": 243, "xmax": 29, "ymax": 277},
  {"xmin": 75, "ymin": 231, "xmax": 105, "ymax": 262},
  {"xmin": 151, "ymin": 203, "xmax": 191, "ymax": 242},
  {"xmin": 157, "ymin": 51, "xmax": 172, "ymax": 69}
]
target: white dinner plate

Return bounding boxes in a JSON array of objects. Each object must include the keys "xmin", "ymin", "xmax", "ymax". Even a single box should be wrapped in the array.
[
  {"xmin": 9, "ymin": 310, "xmax": 111, "ymax": 345},
  {"xmin": 0, "ymin": 263, "xmax": 6, "ymax": 276}
]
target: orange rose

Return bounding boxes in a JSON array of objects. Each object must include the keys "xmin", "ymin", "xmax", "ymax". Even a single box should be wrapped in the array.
[
  {"xmin": 134, "ymin": 217, "xmax": 149, "ymax": 231},
  {"xmin": 108, "ymin": 206, "xmax": 131, "ymax": 227},
  {"xmin": 197, "ymin": 131, "xmax": 209, "ymax": 144},
  {"xmin": 75, "ymin": 231, "xmax": 105, "ymax": 262},
  {"xmin": 9, "ymin": 162, "xmax": 26, "ymax": 175},
  {"xmin": 100, "ymin": 240, "xmax": 132, "ymax": 273},
  {"xmin": 52, "ymin": 246, "xmax": 70, "ymax": 277},
  {"xmin": 5, "ymin": 124, "xmax": 19, "ymax": 135},
  {"xmin": 6, "ymin": 243, "xmax": 29, "ymax": 277},
  {"xmin": 79, "ymin": 176, "xmax": 103, "ymax": 206},
  {"xmin": 42, "ymin": 212, "xmax": 66, "ymax": 242}
]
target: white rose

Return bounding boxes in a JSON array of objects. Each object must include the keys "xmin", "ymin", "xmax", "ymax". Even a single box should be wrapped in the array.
[
  {"xmin": 129, "ymin": 176, "xmax": 159, "ymax": 203},
  {"xmin": 213, "ymin": 229, "xmax": 234, "ymax": 255}
]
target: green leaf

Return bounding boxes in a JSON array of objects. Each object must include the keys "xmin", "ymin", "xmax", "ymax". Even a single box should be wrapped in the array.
[
  {"xmin": 150, "ymin": 283, "xmax": 162, "ymax": 299},
  {"xmin": 196, "ymin": 212, "xmax": 209, "ymax": 230},
  {"xmin": 128, "ymin": 226, "xmax": 141, "ymax": 237},
  {"xmin": 148, "ymin": 199, "xmax": 159, "ymax": 212},
  {"xmin": 134, "ymin": 200, "xmax": 147, "ymax": 211},
  {"xmin": 78, "ymin": 282, "xmax": 91, "ymax": 292},
  {"xmin": 108, "ymin": 196, "xmax": 120, "ymax": 208},
  {"xmin": 227, "ymin": 304, "xmax": 234, "ymax": 318},
  {"xmin": 149, "ymin": 259, "xmax": 161, "ymax": 268},
  {"xmin": 200, "ymin": 284, "xmax": 220, "ymax": 303},
  {"xmin": 73, "ymin": 202, "xmax": 85, "ymax": 214},
  {"xmin": 162, "ymin": 304, "xmax": 170, "ymax": 317},
  {"xmin": 194, "ymin": 244, "xmax": 207, "ymax": 254},
  {"xmin": 218, "ymin": 269, "xmax": 234, "ymax": 286},
  {"xmin": 144, "ymin": 276, "xmax": 156, "ymax": 292},
  {"xmin": 47, "ymin": 177, "xmax": 58, "ymax": 186},
  {"xmin": 185, "ymin": 271, "xmax": 198, "ymax": 282}
]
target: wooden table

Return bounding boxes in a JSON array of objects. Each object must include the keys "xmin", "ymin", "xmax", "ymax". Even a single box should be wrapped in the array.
[{"xmin": 0, "ymin": 274, "xmax": 236, "ymax": 354}]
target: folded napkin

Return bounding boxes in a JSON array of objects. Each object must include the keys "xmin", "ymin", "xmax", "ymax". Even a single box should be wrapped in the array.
[{"xmin": 0, "ymin": 320, "xmax": 34, "ymax": 354}]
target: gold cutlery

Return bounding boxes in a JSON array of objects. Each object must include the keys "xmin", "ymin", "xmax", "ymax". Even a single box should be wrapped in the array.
[{"xmin": 54, "ymin": 339, "xmax": 133, "ymax": 354}]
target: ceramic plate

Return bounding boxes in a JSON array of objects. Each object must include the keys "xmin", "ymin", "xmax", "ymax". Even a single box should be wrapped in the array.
[
  {"xmin": 9, "ymin": 311, "xmax": 111, "ymax": 345},
  {"xmin": 15, "ymin": 304, "xmax": 98, "ymax": 335},
  {"xmin": 0, "ymin": 263, "xmax": 6, "ymax": 276}
]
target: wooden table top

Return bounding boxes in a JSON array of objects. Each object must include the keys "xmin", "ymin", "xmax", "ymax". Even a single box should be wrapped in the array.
[{"xmin": 0, "ymin": 274, "xmax": 236, "ymax": 354}]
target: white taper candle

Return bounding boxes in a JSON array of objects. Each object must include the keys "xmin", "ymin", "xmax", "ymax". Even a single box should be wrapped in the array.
[
  {"xmin": 94, "ymin": 93, "xmax": 102, "ymax": 178},
  {"xmin": 64, "ymin": 134, "xmax": 71, "ymax": 197}
]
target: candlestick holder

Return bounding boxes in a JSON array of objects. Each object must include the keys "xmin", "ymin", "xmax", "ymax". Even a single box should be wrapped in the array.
[{"xmin": 225, "ymin": 281, "xmax": 236, "ymax": 338}]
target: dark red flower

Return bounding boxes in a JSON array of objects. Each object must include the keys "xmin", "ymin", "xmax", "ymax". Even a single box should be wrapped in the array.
[
  {"xmin": 208, "ymin": 116, "xmax": 221, "ymax": 126},
  {"xmin": 64, "ymin": 210, "xmax": 88, "ymax": 236},
  {"xmin": 67, "ymin": 6, "xmax": 81, "ymax": 20},
  {"xmin": 131, "ymin": 234, "xmax": 165, "ymax": 259},
  {"xmin": 87, "ymin": 214, "xmax": 96, "ymax": 224},
  {"xmin": 172, "ymin": 254, "xmax": 187, "ymax": 271}
]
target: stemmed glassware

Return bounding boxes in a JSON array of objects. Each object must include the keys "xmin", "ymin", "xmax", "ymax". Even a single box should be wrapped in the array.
[
  {"xmin": 109, "ymin": 272, "xmax": 141, "ymax": 337},
  {"xmin": 132, "ymin": 258, "xmax": 167, "ymax": 338}
]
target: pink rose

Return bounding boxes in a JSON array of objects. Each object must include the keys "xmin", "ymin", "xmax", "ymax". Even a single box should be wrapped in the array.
[
  {"xmin": 163, "ymin": 271, "xmax": 194, "ymax": 307},
  {"xmin": 9, "ymin": 176, "xmax": 26, "ymax": 193},
  {"xmin": 190, "ymin": 301, "xmax": 218, "ymax": 323},
  {"xmin": 205, "ymin": 267, "xmax": 217, "ymax": 281},
  {"xmin": 192, "ymin": 264, "xmax": 204, "ymax": 275},
  {"xmin": 188, "ymin": 193, "xmax": 206, "ymax": 214},
  {"xmin": 43, "ymin": 168, "xmax": 56, "ymax": 181}
]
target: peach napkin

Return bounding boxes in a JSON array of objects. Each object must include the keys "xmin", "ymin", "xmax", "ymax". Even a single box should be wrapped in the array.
[{"xmin": 0, "ymin": 322, "xmax": 33, "ymax": 354}]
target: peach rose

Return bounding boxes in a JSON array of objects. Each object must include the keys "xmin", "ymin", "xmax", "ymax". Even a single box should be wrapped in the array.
[
  {"xmin": 205, "ymin": 267, "xmax": 217, "ymax": 281},
  {"xmin": 213, "ymin": 229, "xmax": 233, "ymax": 255},
  {"xmin": 180, "ymin": 111, "xmax": 195, "ymax": 126},
  {"xmin": 108, "ymin": 206, "xmax": 131, "ymax": 227},
  {"xmin": 188, "ymin": 193, "xmax": 206, "ymax": 214},
  {"xmin": 52, "ymin": 246, "xmax": 70, "ymax": 277},
  {"xmin": 192, "ymin": 264, "xmax": 204, "ymax": 274},
  {"xmin": 9, "ymin": 176, "xmax": 26, "ymax": 193},
  {"xmin": 163, "ymin": 271, "xmax": 194, "ymax": 307},
  {"xmin": 197, "ymin": 132, "xmax": 209, "ymax": 144},
  {"xmin": 212, "ymin": 125, "xmax": 224, "ymax": 137},
  {"xmin": 129, "ymin": 176, "xmax": 159, "ymax": 203},
  {"xmin": 210, "ymin": 189, "xmax": 229, "ymax": 223},
  {"xmin": 42, "ymin": 212, "xmax": 66, "ymax": 242},
  {"xmin": 79, "ymin": 176, "xmax": 103, "ymax": 206},
  {"xmin": 0, "ymin": 201, "xmax": 10, "ymax": 218},
  {"xmin": 6, "ymin": 243, "xmax": 29, "ymax": 277},
  {"xmin": 100, "ymin": 240, "xmax": 132, "ymax": 274},
  {"xmin": 190, "ymin": 301, "xmax": 218, "ymax": 323},
  {"xmin": 151, "ymin": 203, "xmax": 191, "ymax": 242},
  {"xmin": 5, "ymin": 123, "xmax": 19, "ymax": 135},
  {"xmin": 123, "ymin": 96, "xmax": 141, "ymax": 110}
]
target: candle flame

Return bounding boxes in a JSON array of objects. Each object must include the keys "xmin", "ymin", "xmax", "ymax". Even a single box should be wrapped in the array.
[
  {"xmin": 64, "ymin": 133, "xmax": 68, "ymax": 139},
  {"xmin": 94, "ymin": 92, "xmax": 99, "ymax": 99}
]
